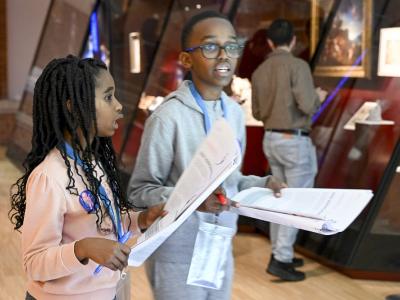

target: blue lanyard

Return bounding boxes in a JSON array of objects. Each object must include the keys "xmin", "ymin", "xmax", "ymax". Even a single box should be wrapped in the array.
[
  {"xmin": 189, "ymin": 82, "xmax": 243, "ymax": 153},
  {"xmin": 189, "ymin": 83, "xmax": 227, "ymax": 134},
  {"xmin": 64, "ymin": 142, "xmax": 124, "ymax": 240}
]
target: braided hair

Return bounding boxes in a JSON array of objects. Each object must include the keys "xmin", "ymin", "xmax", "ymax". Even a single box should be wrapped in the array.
[{"xmin": 9, "ymin": 55, "xmax": 133, "ymax": 233}]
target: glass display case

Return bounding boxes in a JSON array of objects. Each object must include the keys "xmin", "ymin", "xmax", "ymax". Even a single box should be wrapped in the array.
[
  {"xmin": 7, "ymin": 0, "xmax": 95, "ymax": 164},
  {"xmin": 296, "ymin": 0, "xmax": 400, "ymax": 280}
]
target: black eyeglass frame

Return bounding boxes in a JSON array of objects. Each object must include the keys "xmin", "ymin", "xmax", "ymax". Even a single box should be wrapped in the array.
[{"xmin": 184, "ymin": 42, "xmax": 244, "ymax": 59}]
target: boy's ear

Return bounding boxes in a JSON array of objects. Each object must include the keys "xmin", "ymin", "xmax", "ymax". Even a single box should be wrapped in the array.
[{"xmin": 179, "ymin": 51, "xmax": 192, "ymax": 69}]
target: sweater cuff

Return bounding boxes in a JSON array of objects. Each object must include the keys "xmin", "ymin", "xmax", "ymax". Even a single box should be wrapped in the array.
[
  {"xmin": 60, "ymin": 241, "xmax": 87, "ymax": 273},
  {"xmin": 253, "ymin": 175, "xmax": 270, "ymax": 188},
  {"xmin": 264, "ymin": 175, "xmax": 272, "ymax": 188},
  {"xmin": 129, "ymin": 211, "xmax": 142, "ymax": 235}
]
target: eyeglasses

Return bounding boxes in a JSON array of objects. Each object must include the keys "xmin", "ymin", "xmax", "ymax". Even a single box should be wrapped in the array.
[{"xmin": 185, "ymin": 42, "xmax": 244, "ymax": 59}]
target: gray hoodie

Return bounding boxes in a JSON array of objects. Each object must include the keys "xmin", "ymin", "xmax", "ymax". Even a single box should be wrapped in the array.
[{"xmin": 127, "ymin": 80, "xmax": 267, "ymax": 263}]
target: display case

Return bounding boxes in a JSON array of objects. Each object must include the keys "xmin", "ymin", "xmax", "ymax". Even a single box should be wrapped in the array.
[
  {"xmin": 7, "ymin": 0, "xmax": 95, "ymax": 164},
  {"xmin": 295, "ymin": 0, "xmax": 400, "ymax": 280}
]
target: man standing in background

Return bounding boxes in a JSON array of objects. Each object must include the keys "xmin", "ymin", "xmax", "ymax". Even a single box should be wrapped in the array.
[{"xmin": 251, "ymin": 19, "xmax": 326, "ymax": 282}]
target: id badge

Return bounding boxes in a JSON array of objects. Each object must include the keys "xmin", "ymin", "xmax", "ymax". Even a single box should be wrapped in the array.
[{"xmin": 187, "ymin": 221, "xmax": 235, "ymax": 290}]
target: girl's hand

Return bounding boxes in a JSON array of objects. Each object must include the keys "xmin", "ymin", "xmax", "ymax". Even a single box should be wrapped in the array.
[
  {"xmin": 197, "ymin": 186, "xmax": 239, "ymax": 214},
  {"xmin": 74, "ymin": 238, "xmax": 131, "ymax": 271},
  {"xmin": 138, "ymin": 203, "xmax": 168, "ymax": 230},
  {"xmin": 266, "ymin": 176, "xmax": 287, "ymax": 197}
]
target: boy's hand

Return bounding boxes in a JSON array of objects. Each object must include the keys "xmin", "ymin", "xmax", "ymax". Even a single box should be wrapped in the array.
[
  {"xmin": 74, "ymin": 238, "xmax": 131, "ymax": 271},
  {"xmin": 197, "ymin": 186, "xmax": 239, "ymax": 213},
  {"xmin": 138, "ymin": 204, "xmax": 168, "ymax": 230},
  {"xmin": 266, "ymin": 176, "xmax": 287, "ymax": 197}
]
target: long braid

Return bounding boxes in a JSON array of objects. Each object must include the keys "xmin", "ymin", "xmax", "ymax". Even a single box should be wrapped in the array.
[
  {"xmin": 10, "ymin": 55, "xmax": 131, "ymax": 234},
  {"xmin": 97, "ymin": 138, "xmax": 134, "ymax": 229}
]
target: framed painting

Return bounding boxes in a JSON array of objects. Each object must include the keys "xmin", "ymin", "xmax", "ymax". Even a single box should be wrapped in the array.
[
  {"xmin": 311, "ymin": 0, "xmax": 372, "ymax": 78},
  {"xmin": 378, "ymin": 27, "xmax": 400, "ymax": 77}
]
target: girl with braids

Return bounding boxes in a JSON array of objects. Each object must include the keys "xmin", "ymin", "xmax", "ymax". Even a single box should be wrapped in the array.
[{"xmin": 9, "ymin": 55, "xmax": 166, "ymax": 300}]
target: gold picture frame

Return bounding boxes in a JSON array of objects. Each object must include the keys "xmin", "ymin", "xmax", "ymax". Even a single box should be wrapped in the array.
[{"xmin": 311, "ymin": 0, "xmax": 372, "ymax": 78}]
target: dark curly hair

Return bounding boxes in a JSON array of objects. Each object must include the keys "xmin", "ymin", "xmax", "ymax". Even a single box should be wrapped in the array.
[{"xmin": 9, "ymin": 55, "xmax": 133, "ymax": 234}]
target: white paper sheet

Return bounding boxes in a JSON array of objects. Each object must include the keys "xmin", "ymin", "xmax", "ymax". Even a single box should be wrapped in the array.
[
  {"xmin": 233, "ymin": 187, "xmax": 373, "ymax": 235},
  {"xmin": 128, "ymin": 119, "xmax": 242, "ymax": 266}
]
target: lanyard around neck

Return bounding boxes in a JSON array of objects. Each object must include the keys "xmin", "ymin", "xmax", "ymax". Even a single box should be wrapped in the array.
[
  {"xmin": 189, "ymin": 82, "xmax": 227, "ymax": 134},
  {"xmin": 189, "ymin": 82, "xmax": 243, "ymax": 153},
  {"xmin": 63, "ymin": 142, "xmax": 123, "ymax": 239}
]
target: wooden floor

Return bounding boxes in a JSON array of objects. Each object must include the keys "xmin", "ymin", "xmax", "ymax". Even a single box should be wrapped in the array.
[{"xmin": 0, "ymin": 149, "xmax": 398, "ymax": 300}]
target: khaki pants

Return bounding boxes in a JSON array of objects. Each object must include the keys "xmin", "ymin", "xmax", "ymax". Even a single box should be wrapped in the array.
[{"xmin": 263, "ymin": 131, "xmax": 317, "ymax": 262}]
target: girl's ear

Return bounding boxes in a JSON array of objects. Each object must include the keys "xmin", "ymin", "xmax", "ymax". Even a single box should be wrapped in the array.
[
  {"xmin": 179, "ymin": 51, "xmax": 192, "ymax": 69},
  {"xmin": 66, "ymin": 99, "xmax": 72, "ymax": 112}
]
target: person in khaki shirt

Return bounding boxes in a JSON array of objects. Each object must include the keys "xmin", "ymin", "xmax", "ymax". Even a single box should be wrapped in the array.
[{"xmin": 252, "ymin": 19, "xmax": 326, "ymax": 282}]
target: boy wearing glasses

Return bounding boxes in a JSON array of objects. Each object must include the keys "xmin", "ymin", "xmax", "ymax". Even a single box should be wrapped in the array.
[{"xmin": 128, "ymin": 10, "xmax": 285, "ymax": 300}]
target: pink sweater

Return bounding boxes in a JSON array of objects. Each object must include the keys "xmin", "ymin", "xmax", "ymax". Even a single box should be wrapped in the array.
[{"xmin": 22, "ymin": 148, "xmax": 140, "ymax": 300}]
